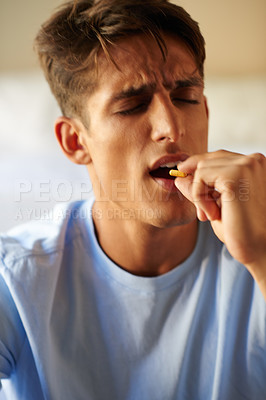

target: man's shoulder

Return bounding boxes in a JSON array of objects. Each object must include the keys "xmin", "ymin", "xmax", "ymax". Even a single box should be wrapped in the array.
[{"xmin": 0, "ymin": 200, "xmax": 92, "ymax": 268}]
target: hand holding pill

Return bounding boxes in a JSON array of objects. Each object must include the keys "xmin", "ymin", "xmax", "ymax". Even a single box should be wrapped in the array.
[{"xmin": 173, "ymin": 150, "xmax": 266, "ymax": 298}]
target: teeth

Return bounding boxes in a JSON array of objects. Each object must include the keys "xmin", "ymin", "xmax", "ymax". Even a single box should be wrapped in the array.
[{"xmin": 159, "ymin": 162, "xmax": 178, "ymax": 168}]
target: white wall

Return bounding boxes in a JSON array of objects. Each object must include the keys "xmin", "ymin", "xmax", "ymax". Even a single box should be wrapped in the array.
[
  {"xmin": 1, "ymin": 0, "xmax": 265, "ymax": 75},
  {"xmin": 175, "ymin": 0, "xmax": 266, "ymax": 76}
]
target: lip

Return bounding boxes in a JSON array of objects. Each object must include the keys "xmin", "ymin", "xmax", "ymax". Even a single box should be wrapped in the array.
[
  {"xmin": 149, "ymin": 153, "xmax": 190, "ymax": 172},
  {"xmin": 151, "ymin": 176, "xmax": 179, "ymax": 192}
]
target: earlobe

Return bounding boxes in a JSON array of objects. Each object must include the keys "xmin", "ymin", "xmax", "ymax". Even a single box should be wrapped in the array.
[{"xmin": 54, "ymin": 117, "xmax": 91, "ymax": 165}]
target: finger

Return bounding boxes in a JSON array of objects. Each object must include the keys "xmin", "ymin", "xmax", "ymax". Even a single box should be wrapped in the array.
[
  {"xmin": 174, "ymin": 174, "xmax": 194, "ymax": 200},
  {"xmin": 249, "ymin": 152, "xmax": 265, "ymax": 162},
  {"xmin": 174, "ymin": 175, "xmax": 219, "ymax": 221},
  {"xmin": 192, "ymin": 177, "xmax": 221, "ymax": 221},
  {"xmin": 178, "ymin": 150, "xmax": 243, "ymax": 174},
  {"xmin": 196, "ymin": 207, "xmax": 209, "ymax": 222}
]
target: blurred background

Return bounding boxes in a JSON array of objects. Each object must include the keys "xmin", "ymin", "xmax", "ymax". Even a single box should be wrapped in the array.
[{"xmin": 0, "ymin": 0, "xmax": 266, "ymax": 231}]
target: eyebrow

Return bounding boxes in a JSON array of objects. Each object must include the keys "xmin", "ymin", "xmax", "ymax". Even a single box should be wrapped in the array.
[
  {"xmin": 108, "ymin": 75, "xmax": 203, "ymax": 106},
  {"xmin": 167, "ymin": 76, "xmax": 204, "ymax": 91},
  {"xmin": 111, "ymin": 83, "xmax": 157, "ymax": 103}
]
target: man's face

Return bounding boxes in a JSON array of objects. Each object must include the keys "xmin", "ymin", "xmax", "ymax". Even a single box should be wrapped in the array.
[{"xmin": 82, "ymin": 33, "xmax": 208, "ymax": 228}]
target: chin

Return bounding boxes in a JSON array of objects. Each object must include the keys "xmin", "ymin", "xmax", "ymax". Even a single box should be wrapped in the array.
[{"xmin": 144, "ymin": 202, "xmax": 197, "ymax": 229}]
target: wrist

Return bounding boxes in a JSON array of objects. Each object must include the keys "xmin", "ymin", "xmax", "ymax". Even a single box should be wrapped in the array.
[{"xmin": 246, "ymin": 257, "xmax": 266, "ymax": 301}]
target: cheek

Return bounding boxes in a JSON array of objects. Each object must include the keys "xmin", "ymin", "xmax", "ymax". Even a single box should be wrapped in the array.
[
  {"xmin": 87, "ymin": 128, "xmax": 135, "ymax": 195},
  {"xmin": 92, "ymin": 118, "xmax": 146, "ymax": 168},
  {"xmin": 185, "ymin": 109, "xmax": 208, "ymax": 150},
  {"xmin": 92, "ymin": 147, "xmax": 127, "ymax": 182}
]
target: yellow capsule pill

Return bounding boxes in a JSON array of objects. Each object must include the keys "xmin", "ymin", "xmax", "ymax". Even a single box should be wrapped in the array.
[{"xmin": 169, "ymin": 169, "xmax": 187, "ymax": 178}]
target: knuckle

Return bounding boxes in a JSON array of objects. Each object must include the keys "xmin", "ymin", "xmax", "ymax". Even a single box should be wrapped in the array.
[
  {"xmin": 197, "ymin": 159, "xmax": 206, "ymax": 169},
  {"xmin": 246, "ymin": 156, "xmax": 257, "ymax": 167},
  {"xmin": 216, "ymin": 149, "xmax": 227, "ymax": 156},
  {"xmin": 239, "ymin": 154, "xmax": 262, "ymax": 169},
  {"xmin": 250, "ymin": 152, "xmax": 265, "ymax": 163},
  {"xmin": 246, "ymin": 153, "xmax": 265, "ymax": 169},
  {"xmin": 223, "ymin": 179, "xmax": 236, "ymax": 193}
]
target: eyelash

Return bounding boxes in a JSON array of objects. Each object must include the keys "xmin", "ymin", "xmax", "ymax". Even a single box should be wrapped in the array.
[
  {"xmin": 172, "ymin": 98, "xmax": 200, "ymax": 105},
  {"xmin": 118, "ymin": 98, "xmax": 200, "ymax": 116},
  {"xmin": 118, "ymin": 103, "xmax": 149, "ymax": 116}
]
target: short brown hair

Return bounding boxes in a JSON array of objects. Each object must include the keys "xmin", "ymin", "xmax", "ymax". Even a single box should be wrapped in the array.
[{"xmin": 34, "ymin": 0, "xmax": 205, "ymax": 118}]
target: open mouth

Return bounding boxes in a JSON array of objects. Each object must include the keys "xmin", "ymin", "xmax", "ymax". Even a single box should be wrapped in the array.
[
  {"xmin": 149, "ymin": 161, "xmax": 181, "ymax": 180},
  {"xmin": 148, "ymin": 156, "xmax": 189, "ymax": 191},
  {"xmin": 149, "ymin": 162, "xmax": 182, "ymax": 192},
  {"xmin": 149, "ymin": 166, "xmax": 176, "ymax": 180}
]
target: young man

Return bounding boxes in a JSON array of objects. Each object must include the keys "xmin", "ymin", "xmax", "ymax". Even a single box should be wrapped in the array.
[{"xmin": 0, "ymin": 0, "xmax": 265, "ymax": 399}]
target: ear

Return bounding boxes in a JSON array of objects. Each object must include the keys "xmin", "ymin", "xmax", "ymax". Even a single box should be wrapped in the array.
[{"xmin": 54, "ymin": 116, "xmax": 91, "ymax": 165}]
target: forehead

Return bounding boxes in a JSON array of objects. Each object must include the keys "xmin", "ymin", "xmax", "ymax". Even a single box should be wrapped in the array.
[
  {"xmin": 88, "ymin": 33, "xmax": 200, "ymax": 108},
  {"xmin": 104, "ymin": 34, "xmax": 196, "ymax": 80}
]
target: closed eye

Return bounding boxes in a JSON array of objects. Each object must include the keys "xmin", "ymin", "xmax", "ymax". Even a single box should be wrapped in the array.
[
  {"xmin": 171, "ymin": 86, "xmax": 202, "ymax": 106},
  {"xmin": 172, "ymin": 98, "xmax": 200, "ymax": 105},
  {"xmin": 118, "ymin": 103, "xmax": 148, "ymax": 115},
  {"xmin": 117, "ymin": 96, "xmax": 152, "ymax": 116}
]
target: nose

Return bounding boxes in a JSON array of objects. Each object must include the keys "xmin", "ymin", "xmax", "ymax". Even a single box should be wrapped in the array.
[{"xmin": 150, "ymin": 94, "xmax": 184, "ymax": 143}]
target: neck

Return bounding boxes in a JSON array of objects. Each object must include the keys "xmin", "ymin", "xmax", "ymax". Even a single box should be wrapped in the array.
[{"xmin": 92, "ymin": 202, "xmax": 198, "ymax": 277}]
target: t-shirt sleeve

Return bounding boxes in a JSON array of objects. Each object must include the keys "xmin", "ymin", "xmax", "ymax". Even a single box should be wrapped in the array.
[{"xmin": 0, "ymin": 271, "xmax": 26, "ymax": 385}]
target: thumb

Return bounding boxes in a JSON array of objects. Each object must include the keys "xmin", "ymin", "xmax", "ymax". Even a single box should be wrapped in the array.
[
  {"xmin": 173, "ymin": 175, "xmax": 194, "ymax": 202},
  {"xmin": 174, "ymin": 176, "xmax": 208, "ymax": 221}
]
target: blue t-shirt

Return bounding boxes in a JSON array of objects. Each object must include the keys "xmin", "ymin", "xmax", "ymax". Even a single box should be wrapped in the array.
[{"xmin": 0, "ymin": 198, "xmax": 265, "ymax": 400}]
